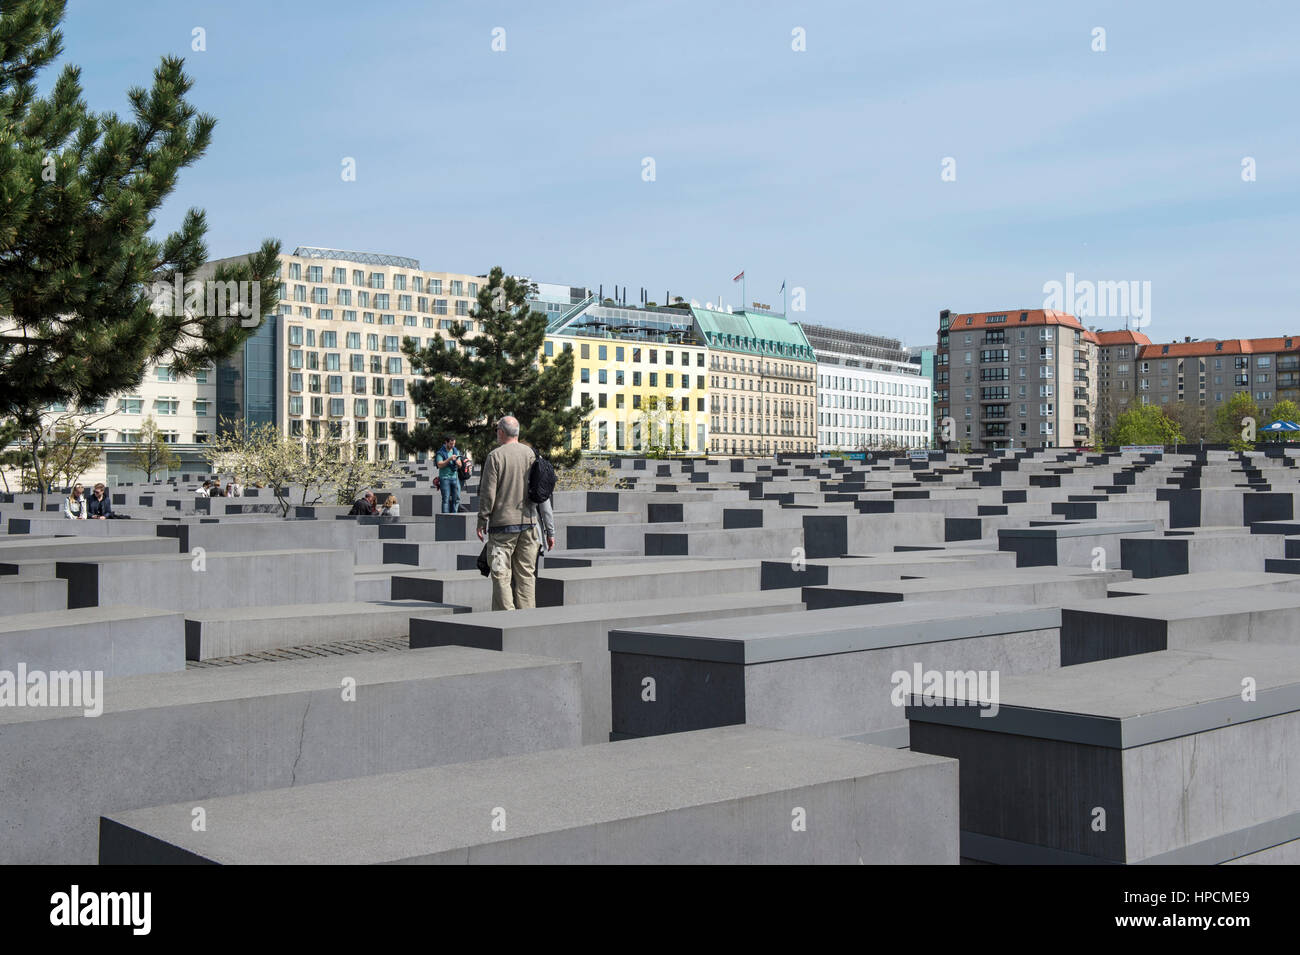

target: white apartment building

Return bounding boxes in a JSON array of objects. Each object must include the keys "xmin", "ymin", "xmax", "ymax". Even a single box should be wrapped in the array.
[{"xmin": 0, "ymin": 329, "xmax": 217, "ymax": 488}]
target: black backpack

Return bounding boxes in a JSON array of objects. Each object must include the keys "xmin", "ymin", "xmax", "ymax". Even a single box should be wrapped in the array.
[{"xmin": 528, "ymin": 454, "xmax": 556, "ymax": 504}]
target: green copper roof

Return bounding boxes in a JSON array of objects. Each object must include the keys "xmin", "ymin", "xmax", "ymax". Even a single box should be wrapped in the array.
[{"xmin": 690, "ymin": 307, "xmax": 815, "ymax": 360}]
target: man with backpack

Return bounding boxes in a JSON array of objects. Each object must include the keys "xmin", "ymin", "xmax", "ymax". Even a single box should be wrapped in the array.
[{"xmin": 476, "ymin": 415, "xmax": 555, "ymax": 610}]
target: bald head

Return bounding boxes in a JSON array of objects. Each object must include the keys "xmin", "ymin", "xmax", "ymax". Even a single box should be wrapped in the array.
[{"xmin": 496, "ymin": 416, "xmax": 520, "ymax": 444}]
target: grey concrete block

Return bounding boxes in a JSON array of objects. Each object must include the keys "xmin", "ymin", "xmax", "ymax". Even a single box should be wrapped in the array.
[
  {"xmin": 907, "ymin": 642, "xmax": 1300, "ymax": 864},
  {"xmin": 99, "ymin": 726, "xmax": 958, "ymax": 864},
  {"xmin": 610, "ymin": 601, "xmax": 1060, "ymax": 742},
  {"xmin": 411, "ymin": 590, "xmax": 805, "ymax": 744},
  {"xmin": 801, "ymin": 567, "xmax": 1110, "ymax": 610},
  {"xmin": 536, "ymin": 560, "xmax": 762, "ymax": 607},
  {"xmin": 0, "ymin": 606, "xmax": 184, "ymax": 676},
  {"xmin": 1061, "ymin": 589, "xmax": 1300, "ymax": 665},
  {"xmin": 0, "ymin": 646, "xmax": 580, "ymax": 863},
  {"xmin": 56, "ymin": 548, "xmax": 354, "ymax": 611},
  {"xmin": 0, "ymin": 575, "xmax": 67, "ymax": 613}
]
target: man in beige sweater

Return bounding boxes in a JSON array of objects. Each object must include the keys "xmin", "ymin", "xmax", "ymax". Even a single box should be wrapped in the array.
[{"xmin": 476, "ymin": 415, "xmax": 542, "ymax": 610}]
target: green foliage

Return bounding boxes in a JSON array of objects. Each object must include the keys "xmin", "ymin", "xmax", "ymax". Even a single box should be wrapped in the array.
[
  {"xmin": 126, "ymin": 415, "xmax": 180, "ymax": 480},
  {"xmin": 0, "ymin": 0, "xmax": 280, "ymax": 482},
  {"xmin": 205, "ymin": 418, "xmax": 403, "ymax": 516},
  {"xmin": 1210, "ymin": 393, "xmax": 1261, "ymax": 450},
  {"xmin": 1261, "ymin": 399, "xmax": 1300, "ymax": 442},
  {"xmin": 555, "ymin": 462, "xmax": 613, "ymax": 491},
  {"xmin": 17, "ymin": 415, "xmax": 102, "ymax": 492},
  {"xmin": 636, "ymin": 391, "xmax": 689, "ymax": 456},
  {"xmin": 1111, "ymin": 404, "xmax": 1183, "ymax": 447},
  {"xmin": 400, "ymin": 266, "xmax": 591, "ymax": 466}
]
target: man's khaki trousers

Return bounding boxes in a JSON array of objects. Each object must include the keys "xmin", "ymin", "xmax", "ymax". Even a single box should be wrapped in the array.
[{"xmin": 488, "ymin": 526, "xmax": 541, "ymax": 610}]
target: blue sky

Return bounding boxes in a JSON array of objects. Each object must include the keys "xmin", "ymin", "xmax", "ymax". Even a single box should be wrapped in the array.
[{"xmin": 54, "ymin": 0, "xmax": 1300, "ymax": 345}]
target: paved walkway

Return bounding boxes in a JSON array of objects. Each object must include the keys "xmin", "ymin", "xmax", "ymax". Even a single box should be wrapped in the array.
[{"xmin": 187, "ymin": 636, "xmax": 408, "ymax": 669}]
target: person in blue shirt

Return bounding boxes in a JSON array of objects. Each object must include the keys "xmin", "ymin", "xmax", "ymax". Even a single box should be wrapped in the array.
[{"xmin": 435, "ymin": 435, "xmax": 464, "ymax": 513}]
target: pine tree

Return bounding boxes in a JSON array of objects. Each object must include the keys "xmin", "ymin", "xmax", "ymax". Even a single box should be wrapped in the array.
[
  {"xmin": 401, "ymin": 266, "xmax": 591, "ymax": 465},
  {"xmin": 0, "ymin": 0, "xmax": 280, "ymax": 501}
]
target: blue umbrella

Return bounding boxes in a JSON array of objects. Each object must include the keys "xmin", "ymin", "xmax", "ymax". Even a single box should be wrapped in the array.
[{"xmin": 1261, "ymin": 420, "xmax": 1300, "ymax": 431}]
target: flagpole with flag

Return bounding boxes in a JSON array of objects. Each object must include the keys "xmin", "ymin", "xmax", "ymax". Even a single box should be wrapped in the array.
[
  {"xmin": 780, "ymin": 279, "xmax": 786, "ymax": 317},
  {"xmin": 733, "ymin": 269, "xmax": 744, "ymax": 310}
]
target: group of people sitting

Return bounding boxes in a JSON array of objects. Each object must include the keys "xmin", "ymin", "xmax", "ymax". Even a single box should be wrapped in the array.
[
  {"xmin": 63, "ymin": 483, "xmax": 118, "ymax": 520},
  {"xmin": 196, "ymin": 479, "xmax": 241, "ymax": 498},
  {"xmin": 347, "ymin": 492, "xmax": 401, "ymax": 517}
]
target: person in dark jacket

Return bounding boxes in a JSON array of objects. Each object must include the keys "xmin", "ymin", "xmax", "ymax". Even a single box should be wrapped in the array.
[
  {"xmin": 87, "ymin": 483, "xmax": 113, "ymax": 519},
  {"xmin": 348, "ymin": 491, "xmax": 377, "ymax": 516}
]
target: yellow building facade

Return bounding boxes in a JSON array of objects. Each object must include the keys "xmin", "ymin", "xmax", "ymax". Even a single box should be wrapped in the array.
[{"xmin": 544, "ymin": 332, "xmax": 710, "ymax": 455}]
